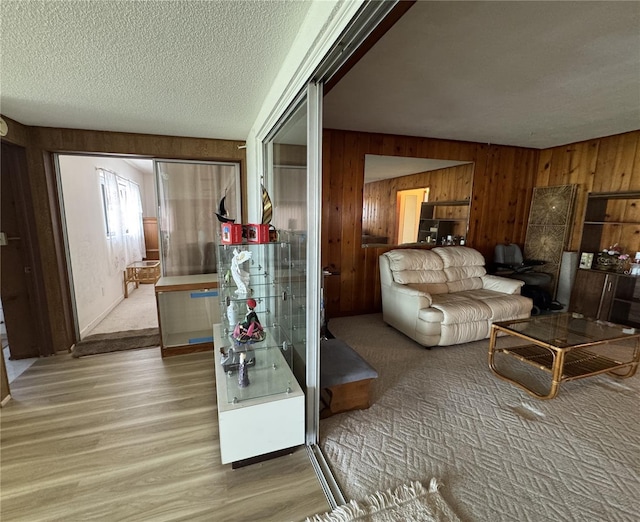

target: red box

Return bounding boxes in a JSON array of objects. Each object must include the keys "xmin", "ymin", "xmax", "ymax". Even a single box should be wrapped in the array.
[
  {"xmin": 221, "ymin": 223, "xmax": 243, "ymax": 244},
  {"xmin": 246, "ymin": 223, "xmax": 269, "ymax": 243}
]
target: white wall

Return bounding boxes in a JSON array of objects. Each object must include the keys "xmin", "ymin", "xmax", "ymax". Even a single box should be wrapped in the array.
[
  {"xmin": 246, "ymin": 0, "xmax": 365, "ymax": 221},
  {"xmin": 58, "ymin": 155, "xmax": 153, "ymax": 337}
]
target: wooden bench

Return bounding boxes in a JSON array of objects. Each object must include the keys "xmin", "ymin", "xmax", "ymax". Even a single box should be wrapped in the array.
[{"xmin": 320, "ymin": 338, "xmax": 378, "ymax": 418}]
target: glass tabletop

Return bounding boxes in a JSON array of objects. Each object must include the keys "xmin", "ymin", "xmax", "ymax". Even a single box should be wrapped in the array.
[
  {"xmin": 128, "ymin": 260, "xmax": 160, "ymax": 268},
  {"xmin": 494, "ymin": 313, "xmax": 640, "ymax": 349}
]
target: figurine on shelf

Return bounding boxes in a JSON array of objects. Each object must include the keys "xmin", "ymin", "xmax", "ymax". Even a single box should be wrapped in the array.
[
  {"xmin": 238, "ymin": 352, "xmax": 250, "ymax": 388},
  {"xmin": 233, "ymin": 298, "xmax": 265, "ymax": 343},
  {"xmin": 230, "ymin": 248, "xmax": 252, "ymax": 295},
  {"xmin": 227, "ymin": 299, "xmax": 241, "ymax": 326},
  {"xmin": 215, "ymin": 193, "xmax": 236, "ymax": 224}
]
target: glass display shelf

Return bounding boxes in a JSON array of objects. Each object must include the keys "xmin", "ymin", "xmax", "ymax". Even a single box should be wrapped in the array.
[
  {"xmin": 217, "ymin": 243, "xmax": 292, "ymax": 304},
  {"xmin": 213, "ymin": 323, "xmax": 299, "ymax": 404},
  {"xmin": 216, "ymin": 241, "xmax": 297, "ymax": 399}
]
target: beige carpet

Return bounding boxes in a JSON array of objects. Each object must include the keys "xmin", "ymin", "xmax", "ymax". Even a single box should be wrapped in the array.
[
  {"xmin": 86, "ymin": 283, "xmax": 158, "ymax": 336},
  {"xmin": 321, "ymin": 314, "xmax": 640, "ymax": 521}
]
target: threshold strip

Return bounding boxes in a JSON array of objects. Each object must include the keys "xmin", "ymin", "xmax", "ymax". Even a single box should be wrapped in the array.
[{"xmin": 306, "ymin": 443, "xmax": 346, "ymax": 510}]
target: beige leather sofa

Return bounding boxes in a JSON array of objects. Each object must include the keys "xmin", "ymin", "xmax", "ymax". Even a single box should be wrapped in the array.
[{"xmin": 379, "ymin": 247, "xmax": 532, "ymax": 347}]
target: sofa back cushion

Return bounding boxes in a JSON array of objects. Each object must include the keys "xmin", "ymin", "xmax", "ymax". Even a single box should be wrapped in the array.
[
  {"xmin": 432, "ymin": 246, "xmax": 487, "ymax": 292},
  {"xmin": 384, "ymin": 249, "xmax": 449, "ymax": 294}
]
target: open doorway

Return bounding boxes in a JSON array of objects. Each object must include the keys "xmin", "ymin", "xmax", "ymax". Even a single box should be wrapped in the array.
[
  {"xmin": 57, "ymin": 155, "xmax": 158, "ymax": 340},
  {"xmin": 396, "ymin": 187, "xmax": 429, "ymax": 244}
]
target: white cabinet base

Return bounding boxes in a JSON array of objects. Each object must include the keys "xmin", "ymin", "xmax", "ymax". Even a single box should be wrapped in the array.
[{"xmin": 213, "ymin": 324, "xmax": 305, "ymax": 466}]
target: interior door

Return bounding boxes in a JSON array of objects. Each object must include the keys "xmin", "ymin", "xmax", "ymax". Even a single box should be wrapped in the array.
[{"xmin": 0, "ymin": 142, "xmax": 43, "ymax": 359}]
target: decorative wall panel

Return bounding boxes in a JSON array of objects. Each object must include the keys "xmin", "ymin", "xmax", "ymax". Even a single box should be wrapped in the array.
[{"xmin": 524, "ymin": 184, "xmax": 578, "ymax": 297}]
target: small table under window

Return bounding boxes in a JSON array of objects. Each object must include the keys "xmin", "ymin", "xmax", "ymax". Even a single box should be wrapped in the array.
[{"xmin": 124, "ymin": 260, "xmax": 161, "ymax": 297}]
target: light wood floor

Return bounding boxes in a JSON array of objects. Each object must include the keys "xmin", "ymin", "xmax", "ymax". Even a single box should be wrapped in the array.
[{"xmin": 1, "ymin": 348, "xmax": 329, "ymax": 521}]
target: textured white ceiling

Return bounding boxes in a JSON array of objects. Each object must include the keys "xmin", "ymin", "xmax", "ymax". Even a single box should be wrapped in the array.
[
  {"xmin": 324, "ymin": 1, "xmax": 640, "ymax": 149},
  {"xmin": 2, "ymin": 1, "xmax": 638, "ymax": 149},
  {"xmin": 1, "ymin": 0, "xmax": 311, "ymax": 140}
]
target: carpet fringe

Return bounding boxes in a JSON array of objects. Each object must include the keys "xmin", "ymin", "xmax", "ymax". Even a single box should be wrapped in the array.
[
  {"xmin": 305, "ymin": 499, "xmax": 367, "ymax": 521},
  {"xmin": 304, "ymin": 479, "xmax": 455, "ymax": 522},
  {"xmin": 366, "ymin": 480, "xmax": 428, "ymax": 513}
]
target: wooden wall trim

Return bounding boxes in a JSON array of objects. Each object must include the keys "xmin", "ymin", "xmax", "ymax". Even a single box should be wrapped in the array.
[
  {"xmin": 0, "ymin": 115, "xmax": 29, "ymax": 147},
  {"xmin": 30, "ymin": 127, "xmax": 246, "ymax": 161}
]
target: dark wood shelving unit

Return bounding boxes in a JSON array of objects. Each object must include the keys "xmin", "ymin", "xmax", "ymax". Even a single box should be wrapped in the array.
[
  {"xmin": 416, "ymin": 200, "xmax": 469, "ymax": 244},
  {"xmin": 579, "ymin": 191, "xmax": 640, "ymax": 254},
  {"xmin": 571, "ymin": 191, "xmax": 640, "ymax": 328}
]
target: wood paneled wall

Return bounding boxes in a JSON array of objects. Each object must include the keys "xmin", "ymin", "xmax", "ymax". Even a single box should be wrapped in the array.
[
  {"xmin": 5, "ymin": 117, "xmax": 639, "ymax": 335},
  {"xmin": 322, "ymin": 129, "xmax": 539, "ymax": 317},
  {"xmin": 362, "ymin": 163, "xmax": 473, "ymax": 243},
  {"xmin": 535, "ymin": 130, "xmax": 640, "ymax": 253},
  {"xmin": 1, "ymin": 120, "xmax": 247, "ymax": 353},
  {"xmin": 324, "ymin": 129, "xmax": 640, "ymax": 317}
]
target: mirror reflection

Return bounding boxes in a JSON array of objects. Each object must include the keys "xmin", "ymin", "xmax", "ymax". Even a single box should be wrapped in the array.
[{"xmin": 362, "ymin": 155, "xmax": 474, "ymax": 247}]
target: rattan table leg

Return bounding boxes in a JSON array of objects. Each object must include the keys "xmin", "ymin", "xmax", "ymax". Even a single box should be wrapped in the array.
[{"xmin": 488, "ymin": 325, "xmax": 561, "ymax": 400}]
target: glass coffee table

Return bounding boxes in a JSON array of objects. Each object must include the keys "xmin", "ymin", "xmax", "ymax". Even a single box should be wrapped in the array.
[{"xmin": 488, "ymin": 313, "xmax": 640, "ymax": 399}]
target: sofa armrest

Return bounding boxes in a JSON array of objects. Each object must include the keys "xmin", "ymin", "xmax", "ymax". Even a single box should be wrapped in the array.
[
  {"xmin": 385, "ymin": 281, "xmax": 433, "ymax": 307},
  {"xmin": 481, "ymin": 274, "xmax": 525, "ymax": 295}
]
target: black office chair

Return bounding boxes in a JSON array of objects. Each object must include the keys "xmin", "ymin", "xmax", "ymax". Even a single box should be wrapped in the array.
[{"xmin": 493, "ymin": 243, "xmax": 552, "ymax": 287}]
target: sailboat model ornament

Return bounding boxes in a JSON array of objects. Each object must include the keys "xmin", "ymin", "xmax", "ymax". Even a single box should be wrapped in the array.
[
  {"xmin": 261, "ymin": 185, "xmax": 272, "ymax": 225},
  {"xmin": 261, "ymin": 184, "xmax": 278, "ymax": 242},
  {"xmin": 218, "ymin": 185, "xmax": 277, "ymax": 244},
  {"xmin": 215, "ymin": 194, "xmax": 235, "ymax": 223}
]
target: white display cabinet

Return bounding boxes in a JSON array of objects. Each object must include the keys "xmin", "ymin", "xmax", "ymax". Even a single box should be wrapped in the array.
[
  {"xmin": 155, "ymin": 274, "xmax": 219, "ymax": 357},
  {"xmin": 213, "ymin": 241, "xmax": 305, "ymax": 466},
  {"xmin": 213, "ymin": 324, "xmax": 304, "ymax": 467}
]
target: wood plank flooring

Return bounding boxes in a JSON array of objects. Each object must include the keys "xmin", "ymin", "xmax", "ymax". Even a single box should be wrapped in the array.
[{"xmin": 1, "ymin": 348, "xmax": 329, "ymax": 522}]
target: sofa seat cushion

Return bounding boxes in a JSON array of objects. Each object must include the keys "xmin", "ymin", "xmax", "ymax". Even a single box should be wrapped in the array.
[
  {"xmin": 440, "ymin": 321, "xmax": 490, "ymax": 346},
  {"xmin": 429, "ymin": 293, "xmax": 492, "ymax": 324},
  {"xmin": 462, "ymin": 289, "xmax": 532, "ymax": 321}
]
